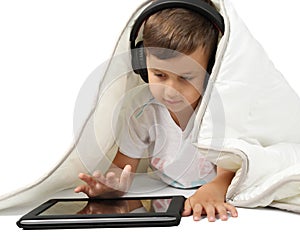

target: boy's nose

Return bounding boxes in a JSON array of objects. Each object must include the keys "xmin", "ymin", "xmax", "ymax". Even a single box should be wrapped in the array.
[{"xmin": 164, "ymin": 79, "xmax": 180, "ymax": 98}]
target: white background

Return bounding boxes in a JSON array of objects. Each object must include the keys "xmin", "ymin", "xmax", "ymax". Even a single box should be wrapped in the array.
[{"xmin": 0, "ymin": 0, "xmax": 299, "ymax": 237}]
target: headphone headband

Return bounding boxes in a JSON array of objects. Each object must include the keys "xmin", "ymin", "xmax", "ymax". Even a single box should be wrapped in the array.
[
  {"xmin": 130, "ymin": 0, "xmax": 224, "ymax": 83},
  {"xmin": 130, "ymin": 0, "xmax": 224, "ymax": 48}
]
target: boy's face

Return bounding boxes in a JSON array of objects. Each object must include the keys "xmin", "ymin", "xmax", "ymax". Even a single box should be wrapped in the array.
[{"xmin": 146, "ymin": 46, "xmax": 209, "ymax": 113}]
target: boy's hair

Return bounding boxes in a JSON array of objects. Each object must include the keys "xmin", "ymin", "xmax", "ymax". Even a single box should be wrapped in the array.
[{"xmin": 143, "ymin": 0, "xmax": 219, "ymax": 59}]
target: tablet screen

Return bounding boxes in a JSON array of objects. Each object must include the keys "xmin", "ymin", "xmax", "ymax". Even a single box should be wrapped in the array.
[{"xmin": 38, "ymin": 198, "xmax": 172, "ymax": 216}]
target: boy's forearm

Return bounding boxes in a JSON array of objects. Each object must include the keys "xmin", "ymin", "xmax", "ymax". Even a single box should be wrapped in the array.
[
  {"xmin": 210, "ymin": 167, "xmax": 236, "ymax": 194},
  {"xmin": 111, "ymin": 150, "xmax": 139, "ymax": 173}
]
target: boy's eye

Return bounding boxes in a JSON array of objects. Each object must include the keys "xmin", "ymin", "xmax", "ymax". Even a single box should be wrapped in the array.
[
  {"xmin": 154, "ymin": 73, "xmax": 165, "ymax": 78},
  {"xmin": 180, "ymin": 76, "xmax": 194, "ymax": 81}
]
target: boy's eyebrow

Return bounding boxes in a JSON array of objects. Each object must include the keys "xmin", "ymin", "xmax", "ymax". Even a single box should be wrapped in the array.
[
  {"xmin": 180, "ymin": 72, "xmax": 194, "ymax": 76},
  {"xmin": 149, "ymin": 68, "xmax": 162, "ymax": 72},
  {"xmin": 149, "ymin": 68, "xmax": 194, "ymax": 76}
]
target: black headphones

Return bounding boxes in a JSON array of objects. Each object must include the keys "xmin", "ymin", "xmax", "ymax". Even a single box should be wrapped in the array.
[{"xmin": 130, "ymin": 0, "xmax": 225, "ymax": 83}]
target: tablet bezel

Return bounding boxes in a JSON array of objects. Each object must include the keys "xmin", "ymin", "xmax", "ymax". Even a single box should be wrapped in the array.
[{"xmin": 16, "ymin": 195, "xmax": 185, "ymax": 229}]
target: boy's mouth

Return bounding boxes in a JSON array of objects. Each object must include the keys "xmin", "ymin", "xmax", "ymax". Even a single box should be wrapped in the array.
[{"xmin": 163, "ymin": 98, "xmax": 183, "ymax": 105}]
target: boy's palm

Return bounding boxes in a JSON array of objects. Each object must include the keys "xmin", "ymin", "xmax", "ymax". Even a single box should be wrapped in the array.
[{"xmin": 74, "ymin": 165, "xmax": 132, "ymax": 197}]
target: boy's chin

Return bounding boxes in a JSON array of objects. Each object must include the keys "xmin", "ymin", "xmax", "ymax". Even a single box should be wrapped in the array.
[{"xmin": 166, "ymin": 104, "xmax": 194, "ymax": 113}]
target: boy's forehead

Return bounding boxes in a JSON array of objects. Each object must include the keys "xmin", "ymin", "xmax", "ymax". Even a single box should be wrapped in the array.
[
  {"xmin": 146, "ymin": 53, "xmax": 206, "ymax": 75},
  {"xmin": 145, "ymin": 48, "xmax": 208, "ymax": 75}
]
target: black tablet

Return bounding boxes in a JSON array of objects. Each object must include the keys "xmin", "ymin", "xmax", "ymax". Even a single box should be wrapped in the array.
[{"xmin": 16, "ymin": 195, "xmax": 185, "ymax": 229}]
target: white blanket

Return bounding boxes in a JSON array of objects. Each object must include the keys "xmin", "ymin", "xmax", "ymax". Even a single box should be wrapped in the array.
[{"xmin": 1, "ymin": 0, "xmax": 299, "ymax": 213}]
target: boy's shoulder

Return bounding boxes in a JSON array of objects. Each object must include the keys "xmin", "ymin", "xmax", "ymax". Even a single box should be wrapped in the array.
[
  {"xmin": 119, "ymin": 84, "xmax": 163, "ymax": 120},
  {"xmin": 121, "ymin": 84, "xmax": 155, "ymax": 109},
  {"xmin": 128, "ymin": 84, "xmax": 153, "ymax": 102}
]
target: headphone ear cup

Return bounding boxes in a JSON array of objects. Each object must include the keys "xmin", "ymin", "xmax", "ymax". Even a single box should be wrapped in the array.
[{"xmin": 131, "ymin": 41, "xmax": 149, "ymax": 83}]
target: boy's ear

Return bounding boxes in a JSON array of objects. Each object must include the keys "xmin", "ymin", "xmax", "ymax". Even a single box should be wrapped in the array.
[{"xmin": 131, "ymin": 41, "xmax": 149, "ymax": 83}]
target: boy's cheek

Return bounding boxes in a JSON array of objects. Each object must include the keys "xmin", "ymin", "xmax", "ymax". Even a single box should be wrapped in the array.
[{"xmin": 148, "ymin": 84, "xmax": 163, "ymax": 99}]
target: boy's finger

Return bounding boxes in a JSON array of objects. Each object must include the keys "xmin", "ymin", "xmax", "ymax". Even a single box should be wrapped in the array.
[
  {"xmin": 119, "ymin": 165, "xmax": 132, "ymax": 191},
  {"xmin": 224, "ymin": 203, "xmax": 238, "ymax": 218},
  {"xmin": 106, "ymin": 172, "xmax": 119, "ymax": 189},
  {"xmin": 92, "ymin": 170, "xmax": 102, "ymax": 178},
  {"xmin": 92, "ymin": 171, "xmax": 106, "ymax": 184},
  {"xmin": 74, "ymin": 185, "xmax": 90, "ymax": 195},
  {"xmin": 78, "ymin": 173, "xmax": 98, "ymax": 186},
  {"xmin": 78, "ymin": 173, "xmax": 92, "ymax": 182},
  {"xmin": 192, "ymin": 203, "xmax": 203, "ymax": 221},
  {"xmin": 203, "ymin": 204, "xmax": 216, "ymax": 222},
  {"xmin": 74, "ymin": 186, "xmax": 81, "ymax": 193},
  {"xmin": 216, "ymin": 204, "xmax": 228, "ymax": 221},
  {"xmin": 182, "ymin": 198, "xmax": 192, "ymax": 217}
]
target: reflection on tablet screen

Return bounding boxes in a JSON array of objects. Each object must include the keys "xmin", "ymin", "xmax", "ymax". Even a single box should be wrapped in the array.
[{"xmin": 39, "ymin": 198, "xmax": 172, "ymax": 216}]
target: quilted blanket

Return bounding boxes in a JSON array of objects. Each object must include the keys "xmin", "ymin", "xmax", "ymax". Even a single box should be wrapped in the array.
[{"xmin": 1, "ymin": 0, "xmax": 299, "ymax": 213}]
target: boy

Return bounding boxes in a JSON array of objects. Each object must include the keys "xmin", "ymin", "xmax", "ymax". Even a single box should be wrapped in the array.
[{"xmin": 75, "ymin": 0, "xmax": 238, "ymax": 222}]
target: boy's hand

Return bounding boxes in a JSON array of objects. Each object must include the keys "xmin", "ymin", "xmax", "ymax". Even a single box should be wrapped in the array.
[
  {"xmin": 74, "ymin": 165, "xmax": 132, "ymax": 197},
  {"xmin": 182, "ymin": 181, "xmax": 238, "ymax": 222}
]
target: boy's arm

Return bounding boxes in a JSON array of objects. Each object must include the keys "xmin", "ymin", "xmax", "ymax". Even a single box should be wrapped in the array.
[
  {"xmin": 74, "ymin": 150, "xmax": 139, "ymax": 197},
  {"xmin": 111, "ymin": 150, "xmax": 140, "ymax": 173},
  {"xmin": 212, "ymin": 167, "xmax": 236, "ymax": 194},
  {"xmin": 182, "ymin": 167, "xmax": 238, "ymax": 221}
]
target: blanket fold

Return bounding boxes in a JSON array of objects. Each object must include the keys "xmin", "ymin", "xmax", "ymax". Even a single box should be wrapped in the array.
[
  {"xmin": 193, "ymin": 0, "xmax": 300, "ymax": 212},
  {"xmin": 1, "ymin": 0, "xmax": 299, "ymax": 213}
]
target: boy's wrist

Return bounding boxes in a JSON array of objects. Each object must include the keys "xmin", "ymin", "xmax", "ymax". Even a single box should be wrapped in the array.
[{"xmin": 210, "ymin": 167, "xmax": 236, "ymax": 189}]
